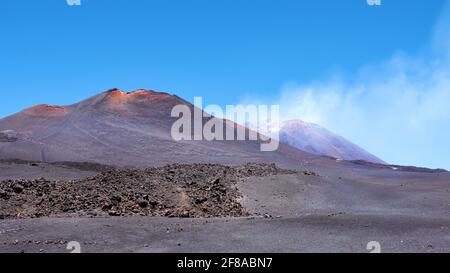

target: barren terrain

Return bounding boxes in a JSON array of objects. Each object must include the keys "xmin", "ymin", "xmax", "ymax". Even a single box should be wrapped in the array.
[
  {"xmin": 1, "ymin": 160, "xmax": 449, "ymax": 253},
  {"xmin": 1, "ymin": 89, "xmax": 449, "ymax": 253}
]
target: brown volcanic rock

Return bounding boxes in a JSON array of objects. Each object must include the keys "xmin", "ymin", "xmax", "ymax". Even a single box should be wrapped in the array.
[
  {"xmin": 0, "ymin": 163, "xmax": 293, "ymax": 219},
  {"xmin": 0, "ymin": 89, "xmax": 318, "ymax": 168}
]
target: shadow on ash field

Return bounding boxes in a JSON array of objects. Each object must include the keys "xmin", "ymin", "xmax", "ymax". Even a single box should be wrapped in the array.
[{"xmin": 1, "ymin": 160, "xmax": 450, "ymax": 253}]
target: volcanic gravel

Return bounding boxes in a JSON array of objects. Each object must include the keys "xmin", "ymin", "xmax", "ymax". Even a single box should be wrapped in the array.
[{"xmin": 0, "ymin": 163, "xmax": 293, "ymax": 219}]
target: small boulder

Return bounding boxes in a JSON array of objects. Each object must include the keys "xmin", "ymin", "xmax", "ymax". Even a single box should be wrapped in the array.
[
  {"xmin": 12, "ymin": 184, "xmax": 24, "ymax": 194},
  {"xmin": 110, "ymin": 196, "xmax": 122, "ymax": 206},
  {"xmin": 137, "ymin": 200, "xmax": 148, "ymax": 208},
  {"xmin": 0, "ymin": 190, "xmax": 8, "ymax": 199}
]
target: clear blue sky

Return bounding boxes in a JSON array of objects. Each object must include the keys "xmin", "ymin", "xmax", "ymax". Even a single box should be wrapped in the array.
[{"xmin": 1, "ymin": 0, "xmax": 449, "ymax": 168}]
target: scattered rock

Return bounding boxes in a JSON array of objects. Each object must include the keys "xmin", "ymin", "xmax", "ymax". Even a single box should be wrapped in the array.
[
  {"xmin": 12, "ymin": 184, "xmax": 24, "ymax": 194},
  {"xmin": 137, "ymin": 200, "xmax": 148, "ymax": 208},
  {"xmin": 108, "ymin": 211, "xmax": 121, "ymax": 217},
  {"xmin": 195, "ymin": 197, "xmax": 207, "ymax": 204},
  {"xmin": 302, "ymin": 171, "xmax": 318, "ymax": 176},
  {"xmin": 0, "ymin": 190, "xmax": 8, "ymax": 199},
  {"xmin": 180, "ymin": 210, "xmax": 190, "ymax": 218},
  {"xmin": 102, "ymin": 204, "xmax": 113, "ymax": 211},
  {"xmin": 110, "ymin": 196, "xmax": 122, "ymax": 206},
  {"xmin": 0, "ymin": 163, "xmax": 293, "ymax": 219}
]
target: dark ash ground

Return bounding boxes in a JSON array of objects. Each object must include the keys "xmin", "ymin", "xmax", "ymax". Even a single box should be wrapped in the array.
[{"xmin": 1, "ymin": 160, "xmax": 450, "ymax": 253}]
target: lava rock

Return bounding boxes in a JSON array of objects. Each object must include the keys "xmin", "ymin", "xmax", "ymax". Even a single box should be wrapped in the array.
[
  {"xmin": 12, "ymin": 184, "xmax": 24, "ymax": 194},
  {"xmin": 137, "ymin": 200, "xmax": 148, "ymax": 208},
  {"xmin": 0, "ymin": 163, "xmax": 294, "ymax": 219},
  {"xmin": 110, "ymin": 196, "xmax": 122, "ymax": 206}
]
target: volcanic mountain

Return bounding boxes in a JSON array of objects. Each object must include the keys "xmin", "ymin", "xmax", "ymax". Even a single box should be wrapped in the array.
[
  {"xmin": 278, "ymin": 120, "xmax": 384, "ymax": 164},
  {"xmin": 0, "ymin": 89, "xmax": 320, "ymax": 168}
]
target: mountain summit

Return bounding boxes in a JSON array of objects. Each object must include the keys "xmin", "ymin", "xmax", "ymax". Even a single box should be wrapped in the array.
[
  {"xmin": 0, "ymin": 89, "xmax": 316, "ymax": 168},
  {"xmin": 278, "ymin": 120, "xmax": 384, "ymax": 164}
]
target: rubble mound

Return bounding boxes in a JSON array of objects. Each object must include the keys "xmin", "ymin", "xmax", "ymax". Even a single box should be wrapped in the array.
[
  {"xmin": 0, "ymin": 130, "xmax": 18, "ymax": 143},
  {"xmin": 0, "ymin": 163, "xmax": 293, "ymax": 219}
]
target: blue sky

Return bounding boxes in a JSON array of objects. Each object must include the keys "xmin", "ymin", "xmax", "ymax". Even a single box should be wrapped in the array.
[{"xmin": 1, "ymin": 0, "xmax": 449, "ymax": 169}]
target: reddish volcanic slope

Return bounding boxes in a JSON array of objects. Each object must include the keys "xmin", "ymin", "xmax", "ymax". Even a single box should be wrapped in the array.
[
  {"xmin": 279, "ymin": 120, "xmax": 384, "ymax": 164},
  {"xmin": 0, "ymin": 89, "xmax": 320, "ymax": 168}
]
